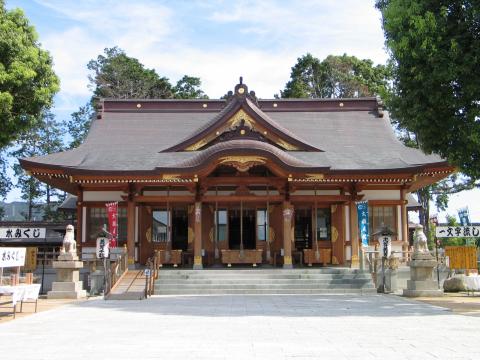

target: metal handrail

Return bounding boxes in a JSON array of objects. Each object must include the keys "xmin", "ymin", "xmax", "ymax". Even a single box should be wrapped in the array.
[
  {"xmin": 144, "ymin": 251, "xmax": 159, "ymax": 298},
  {"xmin": 105, "ymin": 249, "xmax": 128, "ymax": 296}
]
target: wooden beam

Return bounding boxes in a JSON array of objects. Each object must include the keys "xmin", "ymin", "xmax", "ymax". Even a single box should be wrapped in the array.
[
  {"xmin": 201, "ymin": 195, "xmax": 284, "ymax": 203},
  {"xmin": 134, "ymin": 195, "xmax": 195, "ymax": 203},
  {"xmin": 367, "ymin": 199, "xmax": 407, "ymax": 206},
  {"xmin": 202, "ymin": 177, "xmax": 284, "ymax": 187},
  {"xmin": 290, "ymin": 195, "xmax": 351, "ymax": 203}
]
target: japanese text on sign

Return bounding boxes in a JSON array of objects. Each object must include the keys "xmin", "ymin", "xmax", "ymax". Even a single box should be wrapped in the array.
[
  {"xmin": 96, "ymin": 237, "xmax": 110, "ymax": 259},
  {"xmin": 356, "ymin": 201, "xmax": 369, "ymax": 247},
  {"xmin": 436, "ymin": 226, "xmax": 480, "ymax": 238},
  {"xmin": 0, "ymin": 247, "xmax": 26, "ymax": 267},
  {"xmin": 0, "ymin": 227, "xmax": 46, "ymax": 239}
]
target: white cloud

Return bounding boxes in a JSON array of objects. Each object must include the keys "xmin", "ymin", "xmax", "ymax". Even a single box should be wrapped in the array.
[{"xmin": 33, "ymin": 0, "xmax": 387, "ymax": 106}]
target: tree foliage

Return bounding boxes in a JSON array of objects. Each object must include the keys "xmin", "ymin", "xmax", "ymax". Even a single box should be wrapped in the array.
[
  {"xmin": 281, "ymin": 53, "xmax": 392, "ymax": 99},
  {"xmin": 174, "ymin": 75, "xmax": 208, "ymax": 99},
  {"xmin": 10, "ymin": 110, "xmax": 65, "ymax": 220},
  {"xmin": 87, "ymin": 47, "xmax": 174, "ymax": 99},
  {"xmin": 68, "ymin": 47, "xmax": 208, "ymax": 147},
  {"xmin": 377, "ymin": 0, "xmax": 480, "ymax": 178},
  {"xmin": 0, "ymin": 1, "xmax": 59, "ymax": 149},
  {"xmin": 66, "ymin": 102, "xmax": 95, "ymax": 149}
]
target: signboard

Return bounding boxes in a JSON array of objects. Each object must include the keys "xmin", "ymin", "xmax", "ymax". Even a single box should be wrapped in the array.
[
  {"xmin": 96, "ymin": 237, "xmax": 110, "ymax": 259},
  {"xmin": 0, "ymin": 247, "xmax": 26, "ymax": 267},
  {"xmin": 381, "ymin": 236, "xmax": 392, "ymax": 258},
  {"xmin": 445, "ymin": 246, "xmax": 477, "ymax": 269},
  {"xmin": 24, "ymin": 247, "xmax": 38, "ymax": 271},
  {"xmin": 0, "ymin": 227, "xmax": 46, "ymax": 239},
  {"xmin": 356, "ymin": 201, "xmax": 369, "ymax": 247},
  {"xmin": 436, "ymin": 226, "xmax": 480, "ymax": 238}
]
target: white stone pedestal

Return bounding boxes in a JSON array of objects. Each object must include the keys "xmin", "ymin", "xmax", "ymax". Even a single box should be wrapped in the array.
[
  {"xmin": 48, "ymin": 253, "xmax": 87, "ymax": 299},
  {"xmin": 403, "ymin": 253, "xmax": 442, "ymax": 297}
]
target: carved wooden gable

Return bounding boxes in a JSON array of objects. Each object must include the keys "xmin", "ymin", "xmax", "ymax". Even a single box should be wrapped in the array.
[{"xmin": 164, "ymin": 81, "xmax": 321, "ymax": 153}]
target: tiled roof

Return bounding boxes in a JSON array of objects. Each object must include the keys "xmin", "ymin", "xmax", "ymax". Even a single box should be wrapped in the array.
[{"xmin": 21, "ymin": 84, "xmax": 446, "ymax": 174}]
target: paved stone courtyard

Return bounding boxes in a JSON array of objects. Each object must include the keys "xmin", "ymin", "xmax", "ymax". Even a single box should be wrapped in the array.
[{"xmin": 0, "ymin": 294, "xmax": 479, "ymax": 359}]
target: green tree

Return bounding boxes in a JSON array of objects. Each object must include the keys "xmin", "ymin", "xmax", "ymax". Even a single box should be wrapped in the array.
[
  {"xmin": 87, "ymin": 47, "xmax": 174, "ymax": 99},
  {"xmin": 10, "ymin": 110, "xmax": 65, "ymax": 220},
  {"xmin": 68, "ymin": 48, "xmax": 208, "ymax": 147},
  {"xmin": 395, "ymin": 127, "xmax": 476, "ymax": 238},
  {"xmin": 280, "ymin": 53, "xmax": 392, "ymax": 99},
  {"xmin": 376, "ymin": 0, "xmax": 480, "ymax": 179},
  {"xmin": 0, "ymin": 150, "xmax": 11, "ymax": 217},
  {"xmin": 0, "ymin": 1, "xmax": 59, "ymax": 149},
  {"xmin": 66, "ymin": 102, "xmax": 95, "ymax": 148},
  {"xmin": 174, "ymin": 75, "xmax": 208, "ymax": 99}
]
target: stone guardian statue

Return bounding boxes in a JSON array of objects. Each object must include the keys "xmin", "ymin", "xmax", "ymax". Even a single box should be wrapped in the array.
[
  {"xmin": 413, "ymin": 224, "xmax": 430, "ymax": 255},
  {"xmin": 60, "ymin": 224, "xmax": 77, "ymax": 255}
]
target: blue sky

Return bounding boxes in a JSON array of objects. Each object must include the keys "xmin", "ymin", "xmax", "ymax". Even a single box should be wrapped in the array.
[{"xmin": 5, "ymin": 0, "xmax": 480, "ymax": 222}]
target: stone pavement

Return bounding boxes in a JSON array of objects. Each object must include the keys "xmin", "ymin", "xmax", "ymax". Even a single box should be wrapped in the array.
[{"xmin": 0, "ymin": 294, "xmax": 479, "ymax": 360}]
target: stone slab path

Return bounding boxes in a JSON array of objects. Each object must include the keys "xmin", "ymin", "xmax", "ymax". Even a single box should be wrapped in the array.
[{"xmin": 0, "ymin": 294, "xmax": 479, "ymax": 360}]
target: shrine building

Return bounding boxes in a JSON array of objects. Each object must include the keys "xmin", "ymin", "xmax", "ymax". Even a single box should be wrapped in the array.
[{"xmin": 20, "ymin": 80, "xmax": 454, "ymax": 269}]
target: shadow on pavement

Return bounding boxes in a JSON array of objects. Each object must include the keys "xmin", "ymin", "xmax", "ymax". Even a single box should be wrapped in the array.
[{"xmin": 74, "ymin": 294, "xmax": 452, "ymax": 318}]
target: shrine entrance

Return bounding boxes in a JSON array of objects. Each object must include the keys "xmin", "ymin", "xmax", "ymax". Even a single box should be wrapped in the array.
[
  {"xmin": 294, "ymin": 208, "xmax": 312, "ymax": 251},
  {"xmin": 228, "ymin": 207, "xmax": 256, "ymax": 250}
]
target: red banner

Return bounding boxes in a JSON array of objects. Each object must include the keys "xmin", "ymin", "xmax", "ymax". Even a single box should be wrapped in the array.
[{"xmin": 105, "ymin": 202, "xmax": 118, "ymax": 248}]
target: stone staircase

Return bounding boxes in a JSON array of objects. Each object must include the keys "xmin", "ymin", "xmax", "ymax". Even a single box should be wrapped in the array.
[{"xmin": 154, "ymin": 268, "xmax": 376, "ymax": 295}]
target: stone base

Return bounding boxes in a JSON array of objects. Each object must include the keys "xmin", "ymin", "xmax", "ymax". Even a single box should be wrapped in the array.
[
  {"xmin": 48, "ymin": 281, "xmax": 87, "ymax": 299},
  {"xmin": 52, "ymin": 260, "xmax": 83, "ymax": 269},
  {"xmin": 403, "ymin": 289, "xmax": 443, "ymax": 297},
  {"xmin": 58, "ymin": 253, "xmax": 79, "ymax": 261},
  {"xmin": 407, "ymin": 280, "xmax": 439, "ymax": 291},
  {"xmin": 403, "ymin": 254, "xmax": 442, "ymax": 297}
]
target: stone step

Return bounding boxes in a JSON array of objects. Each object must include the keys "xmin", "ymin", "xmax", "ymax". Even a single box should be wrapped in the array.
[
  {"xmin": 156, "ymin": 283, "xmax": 374, "ymax": 290},
  {"xmin": 152, "ymin": 268, "xmax": 375, "ymax": 295},
  {"xmin": 154, "ymin": 288, "xmax": 377, "ymax": 295},
  {"xmin": 157, "ymin": 273, "xmax": 371, "ymax": 278},
  {"xmin": 157, "ymin": 268, "xmax": 364, "ymax": 275},
  {"xmin": 156, "ymin": 279, "xmax": 373, "ymax": 285}
]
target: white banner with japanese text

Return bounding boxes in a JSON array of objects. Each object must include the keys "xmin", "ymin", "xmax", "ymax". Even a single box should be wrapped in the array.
[
  {"xmin": 436, "ymin": 226, "xmax": 480, "ymax": 238},
  {"xmin": 0, "ymin": 247, "xmax": 26, "ymax": 267},
  {"xmin": 0, "ymin": 227, "xmax": 46, "ymax": 240}
]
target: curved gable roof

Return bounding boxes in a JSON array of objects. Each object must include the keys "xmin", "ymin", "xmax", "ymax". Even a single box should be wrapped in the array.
[{"xmin": 163, "ymin": 83, "xmax": 321, "ymax": 152}]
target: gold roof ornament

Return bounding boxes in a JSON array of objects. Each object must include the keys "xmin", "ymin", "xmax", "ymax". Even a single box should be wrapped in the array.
[{"xmin": 219, "ymin": 156, "xmax": 266, "ymax": 172}]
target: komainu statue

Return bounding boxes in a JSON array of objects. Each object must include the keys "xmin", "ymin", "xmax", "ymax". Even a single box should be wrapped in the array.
[
  {"xmin": 61, "ymin": 224, "xmax": 77, "ymax": 254},
  {"xmin": 413, "ymin": 224, "xmax": 429, "ymax": 254}
]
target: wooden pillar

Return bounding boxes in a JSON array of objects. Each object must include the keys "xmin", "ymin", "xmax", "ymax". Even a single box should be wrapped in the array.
[
  {"xmin": 282, "ymin": 201, "xmax": 293, "ymax": 269},
  {"xmin": 193, "ymin": 202, "xmax": 203, "ymax": 269},
  {"xmin": 127, "ymin": 199, "xmax": 135, "ymax": 265},
  {"xmin": 401, "ymin": 188, "xmax": 409, "ymax": 253},
  {"xmin": 349, "ymin": 201, "xmax": 360, "ymax": 268},
  {"xmin": 76, "ymin": 187, "xmax": 83, "ymax": 250}
]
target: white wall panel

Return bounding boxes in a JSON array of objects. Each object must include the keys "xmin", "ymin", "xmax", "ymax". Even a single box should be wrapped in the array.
[
  {"xmin": 361, "ymin": 190, "xmax": 400, "ymax": 200},
  {"xmin": 83, "ymin": 191, "xmax": 124, "ymax": 202}
]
